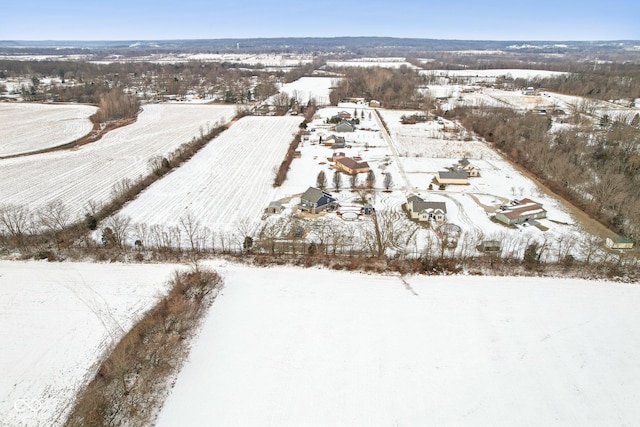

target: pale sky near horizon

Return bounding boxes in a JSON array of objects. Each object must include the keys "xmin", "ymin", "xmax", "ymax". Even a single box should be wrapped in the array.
[{"xmin": 1, "ymin": 0, "xmax": 638, "ymax": 41}]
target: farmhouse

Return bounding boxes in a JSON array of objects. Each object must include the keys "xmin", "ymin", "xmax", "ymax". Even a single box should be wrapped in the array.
[
  {"xmin": 324, "ymin": 134, "xmax": 345, "ymax": 147},
  {"xmin": 335, "ymin": 157, "xmax": 371, "ymax": 175},
  {"xmin": 335, "ymin": 120, "xmax": 356, "ymax": 132},
  {"xmin": 299, "ymin": 187, "xmax": 338, "ymax": 214},
  {"xmin": 494, "ymin": 198, "xmax": 547, "ymax": 225},
  {"xmin": 435, "ymin": 171, "xmax": 469, "ymax": 185},
  {"xmin": 605, "ymin": 236, "xmax": 635, "ymax": 249},
  {"xmin": 405, "ymin": 195, "xmax": 447, "ymax": 223},
  {"xmin": 455, "ymin": 158, "xmax": 480, "ymax": 177}
]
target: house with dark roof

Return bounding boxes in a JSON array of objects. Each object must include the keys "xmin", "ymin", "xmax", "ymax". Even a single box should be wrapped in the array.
[
  {"xmin": 436, "ymin": 171, "xmax": 469, "ymax": 185},
  {"xmin": 494, "ymin": 198, "xmax": 546, "ymax": 225},
  {"xmin": 323, "ymin": 134, "xmax": 345, "ymax": 147},
  {"xmin": 335, "ymin": 157, "xmax": 370, "ymax": 175},
  {"xmin": 299, "ymin": 187, "xmax": 338, "ymax": 214},
  {"xmin": 405, "ymin": 195, "xmax": 447, "ymax": 223},
  {"xmin": 335, "ymin": 120, "xmax": 356, "ymax": 132},
  {"xmin": 455, "ymin": 158, "xmax": 480, "ymax": 177}
]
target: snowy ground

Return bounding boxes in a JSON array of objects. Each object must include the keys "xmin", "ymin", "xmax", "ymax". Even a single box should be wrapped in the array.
[
  {"xmin": 0, "ymin": 260, "xmax": 181, "ymax": 427},
  {"xmin": 421, "ymin": 68, "xmax": 567, "ymax": 84},
  {"xmin": 326, "ymin": 58, "xmax": 418, "ymax": 69},
  {"xmin": 0, "ymin": 103, "xmax": 96, "ymax": 157},
  {"xmin": 157, "ymin": 262, "xmax": 640, "ymax": 427},
  {"xmin": 0, "ymin": 103, "xmax": 236, "ymax": 221},
  {"xmin": 277, "ymin": 77, "xmax": 335, "ymax": 106}
]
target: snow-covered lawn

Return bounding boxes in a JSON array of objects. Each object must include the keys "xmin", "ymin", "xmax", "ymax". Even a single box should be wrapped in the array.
[
  {"xmin": 278, "ymin": 77, "xmax": 335, "ymax": 106},
  {"xmin": 0, "ymin": 104, "xmax": 236, "ymax": 220},
  {"xmin": 0, "ymin": 260, "xmax": 181, "ymax": 427},
  {"xmin": 157, "ymin": 263, "xmax": 640, "ymax": 427},
  {"xmin": 118, "ymin": 116, "xmax": 303, "ymax": 246},
  {"xmin": 0, "ymin": 103, "xmax": 97, "ymax": 157}
]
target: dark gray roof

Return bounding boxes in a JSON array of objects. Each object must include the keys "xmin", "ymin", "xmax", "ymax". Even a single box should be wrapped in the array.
[
  {"xmin": 408, "ymin": 195, "xmax": 446, "ymax": 214},
  {"xmin": 459, "ymin": 158, "xmax": 471, "ymax": 167},
  {"xmin": 438, "ymin": 171, "xmax": 468, "ymax": 180}
]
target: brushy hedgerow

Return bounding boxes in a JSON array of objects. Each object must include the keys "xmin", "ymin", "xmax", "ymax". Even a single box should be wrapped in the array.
[{"xmin": 64, "ymin": 267, "xmax": 223, "ymax": 427}]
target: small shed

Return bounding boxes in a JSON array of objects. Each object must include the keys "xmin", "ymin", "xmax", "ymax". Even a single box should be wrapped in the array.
[
  {"xmin": 265, "ymin": 201, "xmax": 284, "ymax": 214},
  {"xmin": 479, "ymin": 240, "xmax": 501, "ymax": 253},
  {"xmin": 605, "ymin": 236, "xmax": 635, "ymax": 249}
]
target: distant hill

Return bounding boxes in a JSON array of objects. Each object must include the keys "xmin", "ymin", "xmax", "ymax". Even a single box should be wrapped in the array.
[{"xmin": 1, "ymin": 37, "xmax": 638, "ymax": 56}]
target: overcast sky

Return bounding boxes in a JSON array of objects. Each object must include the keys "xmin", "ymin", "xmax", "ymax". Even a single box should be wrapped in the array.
[{"xmin": 2, "ymin": 0, "xmax": 639, "ymax": 41}]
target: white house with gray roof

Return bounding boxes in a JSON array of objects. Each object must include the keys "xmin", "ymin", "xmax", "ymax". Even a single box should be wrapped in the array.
[{"xmin": 405, "ymin": 195, "xmax": 447, "ymax": 223}]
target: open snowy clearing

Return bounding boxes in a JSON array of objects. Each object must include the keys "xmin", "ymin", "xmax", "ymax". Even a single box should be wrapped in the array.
[
  {"xmin": 0, "ymin": 103, "xmax": 97, "ymax": 157},
  {"xmin": 326, "ymin": 58, "xmax": 419, "ymax": 69},
  {"xmin": 0, "ymin": 260, "xmax": 181, "ymax": 427},
  {"xmin": 421, "ymin": 68, "xmax": 567, "ymax": 84},
  {"xmin": 157, "ymin": 263, "xmax": 640, "ymax": 427},
  {"xmin": 118, "ymin": 116, "xmax": 303, "ymax": 246},
  {"xmin": 0, "ymin": 104, "xmax": 236, "ymax": 220},
  {"xmin": 277, "ymin": 77, "xmax": 335, "ymax": 106}
]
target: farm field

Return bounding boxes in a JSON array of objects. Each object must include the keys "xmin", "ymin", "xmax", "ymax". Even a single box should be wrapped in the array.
[
  {"xmin": 0, "ymin": 260, "xmax": 181, "ymax": 427},
  {"xmin": 157, "ymin": 263, "xmax": 640, "ymax": 427},
  {"xmin": 277, "ymin": 77, "xmax": 335, "ymax": 106},
  {"xmin": 0, "ymin": 103, "xmax": 97, "ymax": 157},
  {"xmin": 326, "ymin": 57, "xmax": 419, "ymax": 69},
  {"xmin": 117, "ymin": 116, "xmax": 303, "ymax": 247},
  {"xmin": 0, "ymin": 103, "xmax": 236, "ymax": 221}
]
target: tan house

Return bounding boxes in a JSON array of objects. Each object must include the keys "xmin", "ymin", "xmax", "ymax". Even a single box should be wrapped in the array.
[
  {"xmin": 436, "ymin": 171, "xmax": 469, "ymax": 185},
  {"xmin": 494, "ymin": 198, "xmax": 547, "ymax": 225},
  {"xmin": 335, "ymin": 157, "xmax": 371, "ymax": 175},
  {"xmin": 456, "ymin": 158, "xmax": 480, "ymax": 177}
]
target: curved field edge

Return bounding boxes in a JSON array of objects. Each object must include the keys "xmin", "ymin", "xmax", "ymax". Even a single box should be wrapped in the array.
[
  {"xmin": 0, "ymin": 104, "xmax": 237, "ymax": 219},
  {"xmin": 0, "ymin": 103, "xmax": 97, "ymax": 158}
]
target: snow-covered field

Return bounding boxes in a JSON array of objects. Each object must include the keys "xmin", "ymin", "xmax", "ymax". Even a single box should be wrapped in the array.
[
  {"xmin": 326, "ymin": 58, "xmax": 418, "ymax": 69},
  {"xmin": 118, "ymin": 116, "xmax": 303, "ymax": 245},
  {"xmin": 421, "ymin": 68, "xmax": 567, "ymax": 84},
  {"xmin": 157, "ymin": 263, "xmax": 640, "ymax": 427},
  {"xmin": 0, "ymin": 104, "xmax": 236, "ymax": 220},
  {"xmin": 0, "ymin": 103, "xmax": 96, "ymax": 157},
  {"xmin": 278, "ymin": 77, "xmax": 335, "ymax": 106},
  {"xmin": 0, "ymin": 260, "xmax": 181, "ymax": 427}
]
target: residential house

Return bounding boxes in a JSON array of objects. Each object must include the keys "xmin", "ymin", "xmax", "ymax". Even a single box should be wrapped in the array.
[
  {"xmin": 405, "ymin": 195, "xmax": 447, "ymax": 223},
  {"xmin": 335, "ymin": 120, "xmax": 356, "ymax": 132},
  {"xmin": 435, "ymin": 171, "xmax": 469, "ymax": 185},
  {"xmin": 335, "ymin": 157, "xmax": 371, "ymax": 175},
  {"xmin": 494, "ymin": 198, "xmax": 547, "ymax": 225},
  {"xmin": 455, "ymin": 158, "xmax": 480, "ymax": 177},
  {"xmin": 369, "ymin": 100, "xmax": 381, "ymax": 108},
  {"xmin": 605, "ymin": 236, "xmax": 635, "ymax": 249},
  {"xmin": 323, "ymin": 134, "xmax": 345, "ymax": 147},
  {"xmin": 331, "ymin": 152, "xmax": 346, "ymax": 162},
  {"xmin": 337, "ymin": 111, "xmax": 352, "ymax": 120},
  {"xmin": 299, "ymin": 187, "xmax": 338, "ymax": 214}
]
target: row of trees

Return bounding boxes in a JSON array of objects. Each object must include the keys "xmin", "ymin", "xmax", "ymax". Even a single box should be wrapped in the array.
[
  {"xmin": 328, "ymin": 66, "xmax": 433, "ymax": 109},
  {"xmin": 0, "ymin": 59, "xmax": 282, "ymax": 104}
]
